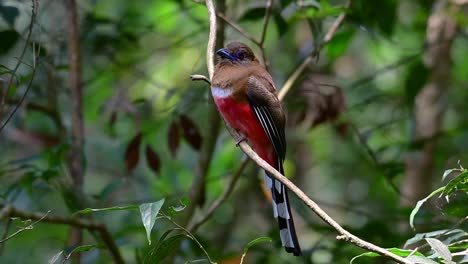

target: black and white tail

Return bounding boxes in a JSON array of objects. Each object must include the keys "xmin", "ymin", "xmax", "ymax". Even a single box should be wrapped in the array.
[{"xmin": 264, "ymin": 171, "xmax": 301, "ymax": 256}]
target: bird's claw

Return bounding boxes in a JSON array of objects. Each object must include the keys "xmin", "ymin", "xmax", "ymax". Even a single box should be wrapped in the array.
[{"xmin": 235, "ymin": 134, "xmax": 247, "ymax": 146}]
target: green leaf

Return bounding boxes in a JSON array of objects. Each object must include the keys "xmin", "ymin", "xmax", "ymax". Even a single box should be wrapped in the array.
[
  {"xmin": 449, "ymin": 239, "xmax": 468, "ymax": 251},
  {"xmin": 139, "ymin": 199, "xmax": 165, "ymax": 245},
  {"xmin": 144, "ymin": 234, "xmax": 187, "ymax": 263},
  {"xmin": 168, "ymin": 198, "xmax": 191, "ymax": 216},
  {"xmin": 65, "ymin": 244, "xmax": 103, "ymax": 257},
  {"xmin": 180, "ymin": 197, "xmax": 191, "ymax": 206},
  {"xmin": 443, "ymin": 195, "xmax": 468, "ymax": 217},
  {"xmin": 243, "ymin": 236, "xmax": 272, "ymax": 253},
  {"xmin": 409, "ymin": 186, "xmax": 445, "ymax": 230},
  {"xmin": 73, "ymin": 205, "xmax": 139, "ymax": 215},
  {"xmin": 443, "ymin": 171, "xmax": 468, "ymax": 196},
  {"xmin": 425, "ymin": 238, "xmax": 453, "ymax": 264},
  {"xmin": 325, "ymin": 27, "xmax": 354, "ymax": 59},
  {"xmin": 351, "ymin": 248, "xmax": 424, "ymax": 263}
]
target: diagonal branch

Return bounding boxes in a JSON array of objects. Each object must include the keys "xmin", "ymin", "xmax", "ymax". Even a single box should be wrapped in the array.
[
  {"xmin": 277, "ymin": 0, "xmax": 351, "ymax": 100},
  {"xmin": 193, "ymin": 0, "xmax": 413, "ymax": 262},
  {"xmin": 187, "ymin": 158, "xmax": 249, "ymax": 232},
  {"xmin": 234, "ymin": 137, "xmax": 411, "ymax": 264},
  {"xmin": 217, "ymin": 13, "xmax": 260, "ymax": 46}
]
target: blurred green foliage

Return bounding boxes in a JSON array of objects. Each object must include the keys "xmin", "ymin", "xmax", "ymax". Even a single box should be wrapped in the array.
[{"xmin": 0, "ymin": 0, "xmax": 467, "ymax": 263}]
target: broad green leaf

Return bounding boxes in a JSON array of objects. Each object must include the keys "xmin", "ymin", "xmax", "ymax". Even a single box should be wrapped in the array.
[
  {"xmin": 351, "ymin": 248, "xmax": 424, "ymax": 263},
  {"xmin": 144, "ymin": 234, "xmax": 187, "ymax": 263},
  {"xmin": 243, "ymin": 236, "xmax": 272, "ymax": 253},
  {"xmin": 443, "ymin": 171, "xmax": 468, "ymax": 196},
  {"xmin": 425, "ymin": 238, "xmax": 453, "ymax": 264},
  {"xmin": 73, "ymin": 205, "xmax": 139, "ymax": 215},
  {"xmin": 139, "ymin": 199, "xmax": 165, "ymax": 245},
  {"xmin": 409, "ymin": 186, "xmax": 445, "ymax": 230}
]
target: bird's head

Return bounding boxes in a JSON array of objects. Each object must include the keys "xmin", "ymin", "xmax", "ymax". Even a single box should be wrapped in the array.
[{"xmin": 216, "ymin": 42, "xmax": 258, "ymax": 65}]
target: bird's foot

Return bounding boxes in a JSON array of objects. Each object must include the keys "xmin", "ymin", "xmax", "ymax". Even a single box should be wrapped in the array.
[{"xmin": 235, "ymin": 134, "xmax": 247, "ymax": 146}]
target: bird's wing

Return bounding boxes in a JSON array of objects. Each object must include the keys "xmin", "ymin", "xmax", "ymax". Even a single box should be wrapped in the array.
[
  {"xmin": 246, "ymin": 75, "xmax": 286, "ymax": 162},
  {"xmin": 246, "ymin": 75, "xmax": 301, "ymax": 256}
]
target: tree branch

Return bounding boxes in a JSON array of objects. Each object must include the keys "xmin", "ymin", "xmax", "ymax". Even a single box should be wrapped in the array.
[
  {"xmin": 192, "ymin": 0, "xmax": 414, "ymax": 262},
  {"xmin": 0, "ymin": 0, "xmax": 38, "ymax": 134},
  {"xmin": 206, "ymin": 0, "xmax": 217, "ymax": 79},
  {"xmin": 180, "ymin": 0, "xmax": 226, "ymax": 231},
  {"xmin": 277, "ymin": 0, "xmax": 351, "ymax": 100},
  {"xmin": 235, "ymin": 139, "xmax": 411, "ymax": 264},
  {"xmin": 64, "ymin": 0, "xmax": 86, "ymax": 256},
  {"xmin": 187, "ymin": 158, "xmax": 249, "ymax": 232},
  {"xmin": 217, "ymin": 13, "xmax": 260, "ymax": 46},
  {"xmin": 0, "ymin": 205, "xmax": 124, "ymax": 264}
]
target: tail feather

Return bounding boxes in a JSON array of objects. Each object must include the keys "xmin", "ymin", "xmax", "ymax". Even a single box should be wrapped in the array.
[{"xmin": 264, "ymin": 172, "xmax": 302, "ymax": 256}]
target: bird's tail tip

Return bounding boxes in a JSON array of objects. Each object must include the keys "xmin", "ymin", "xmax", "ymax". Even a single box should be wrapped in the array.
[{"xmin": 285, "ymin": 245, "xmax": 302, "ymax": 256}]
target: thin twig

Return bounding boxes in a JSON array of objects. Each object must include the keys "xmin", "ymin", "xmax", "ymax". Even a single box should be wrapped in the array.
[
  {"xmin": 190, "ymin": 74, "xmax": 211, "ymax": 85},
  {"xmin": 217, "ymin": 13, "xmax": 260, "ymax": 46},
  {"xmin": 277, "ymin": 0, "xmax": 351, "ymax": 100},
  {"xmin": 350, "ymin": 123, "xmax": 401, "ymax": 195},
  {"xmin": 259, "ymin": 0, "xmax": 273, "ymax": 46},
  {"xmin": 160, "ymin": 213, "xmax": 214, "ymax": 263},
  {"xmin": 188, "ymin": 158, "xmax": 249, "ymax": 232},
  {"xmin": 0, "ymin": 210, "xmax": 50, "ymax": 243},
  {"xmin": 0, "ymin": 217, "xmax": 11, "ymax": 254},
  {"xmin": 0, "ymin": 205, "xmax": 124, "ymax": 264},
  {"xmin": 259, "ymin": 0, "xmax": 273, "ymax": 67},
  {"xmin": 0, "ymin": 0, "xmax": 39, "ymax": 134}
]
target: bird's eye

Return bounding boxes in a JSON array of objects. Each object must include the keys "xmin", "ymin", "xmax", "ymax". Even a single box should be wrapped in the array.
[{"xmin": 235, "ymin": 50, "xmax": 246, "ymax": 60}]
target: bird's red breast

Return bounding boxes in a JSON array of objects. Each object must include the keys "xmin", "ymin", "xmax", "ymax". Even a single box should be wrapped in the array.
[{"xmin": 211, "ymin": 86, "xmax": 276, "ymax": 167}]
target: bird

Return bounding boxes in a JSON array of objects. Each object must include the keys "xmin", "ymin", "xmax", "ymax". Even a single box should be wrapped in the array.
[{"xmin": 211, "ymin": 42, "xmax": 301, "ymax": 256}]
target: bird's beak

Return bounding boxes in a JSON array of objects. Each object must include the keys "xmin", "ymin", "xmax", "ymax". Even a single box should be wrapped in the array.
[{"xmin": 216, "ymin": 48, "xmax": 236, "ymax": 61}]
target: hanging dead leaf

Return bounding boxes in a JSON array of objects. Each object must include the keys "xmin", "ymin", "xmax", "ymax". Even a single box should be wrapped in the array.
[
  {"xmin": 168, "ymin": 121, "xmax": 180, "ymax": 157},
  {"xmin": 125, "ymin": 132, "xmax": 142, "ymax": 172},
  {"xmin": 145, "ymin": 145, "xmax": 161, "ymax": 175},
  {"xmin": 179, "ymin": 115, "xmax": 202, "ymax": 150},
  {"xmin": 288, "ymin": 73, "xmax": 347, "ymax": 135}
]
